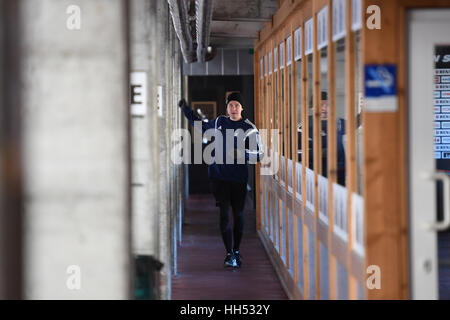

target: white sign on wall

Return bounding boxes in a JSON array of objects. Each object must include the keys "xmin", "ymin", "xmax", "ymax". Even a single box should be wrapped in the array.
[
  {"xmin": 286, "ymin": 36, "xmax": 292, "ymax": 66},
  {"xmin": 352, "ymin": 192, "xmax": 365, "ymax": 256},
  {"xmin": 305, "ymin": 18, "xmax": 314, "ymax": 56},
  {"xmin": 264, "ymin": 54, "xmax": 268, "ymax": 77},
  {"xmin": 351, "ymin": 0, "xmax": 363, "ymax": 31},
  {"xmin": 333, "ymin": 182, "xmax": 348, "ymax": 242},
  {"xmin": 280, "ymin": 42, "xmax": 285, "ymax": 70},
  {"xmin": 332, "ymin": 0, "xmax": 347, "ymax": 42},
  {"xmin": 274, "ymin": 47, "xmax": 278, "ymax": 72},
  {"xmin": 260, "ymin": 58, "xmax": 263, "ymax": 79},
  {"xmin": 130, "ymin": 72, "xmax": 147, "ymax": 116},
  {"xmin": 306, "ymin": 167, "xmax": 315, "ymax": 212},
  {"xmin": 294, "ymin": 27, "xmax": 302, "ymax": 61},
  {"xmin": 317, "ymin": 6, "xmax": 329, "ymax": 50},
  {"xmin": 296, "ymin": 161, "xmax": 303, "ymax": 200},
  {"xmin": 269, "ymin": 51, "xmax": 273, "ymax": 75},
  {"xmin": 318, "ymin": 175, "xmax": 329, "ymax": 225}
]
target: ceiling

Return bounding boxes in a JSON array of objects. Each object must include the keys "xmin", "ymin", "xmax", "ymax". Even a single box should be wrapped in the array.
[{"xmin": 209, "ymin": 0, "xmax": 279, "ymax": 48}]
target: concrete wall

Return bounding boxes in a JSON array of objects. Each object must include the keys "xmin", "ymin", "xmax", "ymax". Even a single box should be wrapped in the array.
[
  {"xmin": 20, "ymin": 0, "xmax": 131, "ymax": 299},
  {"xmin": 1, "ymin": 0, "xmax": 185, "ymax": 300},
  {"xmin": 130, "ymin": 0, "xmax": 160, "ymax": 258},
  {"xmin": 156, "ymin": 0, "xmax": 174, "ymax": 299},
  {"xmin": 130, "ymin": 0, "xmax": 184, "ymax": 299}
]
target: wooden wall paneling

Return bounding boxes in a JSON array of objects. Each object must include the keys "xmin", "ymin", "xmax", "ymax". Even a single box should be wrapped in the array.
[
  {"xmin": 292, "ymin": 4, "xmax": 302, "ymax": 30},
  {"xmin": 264, "ymin": 45, "xmax": 267, "ymax": 233},
  {"xmin": 282, "ymin": 25, "xmax": 290, "ymax": 271},
  {"xmin": 396, "ymin": 2, "xmax": 409, "ymax": 300},
  {"xmin": 283, "ymin": 29, "xmax": 288, "ymax": 189},
  {"xmin": 382, "ymin": 0, "xmax": 450, "ymax": 299},
  {"xmin": 255, "ymin": 49, "xmax": 262, "ymax": 231},
  {"xmin": 288, "ymin": 22, "xmax": 294, "ymax": 273},
  {"xmin": 262, "ymin": 46, "xmax": 265, "ymax": 136},
  {"xmin": 331, "ymin": 233, "xmax": 349, "ymax": 269},
  {"xmin": 280, "ymin": 184, "xmax": 285, "ymax": 255},
  {"xmin": 265, "ymin": 44, "xmax": 269, "ymax": 139},
  {"xmin": 289, "ymin": 23, "xmax": 297, "ymax": 284},
  {"xmin": 267, "ymin": 39, "xmax": 275, "ymax": 154},
  {"xmin": 257, "ymin": 0, "xmax": 313, "ymax": 50},
  {"xmin": 269, "ymin": 41, "xmax": 275, "ymax": 241},
  {"xmin": 350, "ymin": 251, "xmax": 366, "ymax": 283},
  {"xmin": 317, "ymin": 220, "xmax": 329, "ymax": 246},
  {"xmin": 286, "ymin": 190, "xmax": 294, "ymax": 274},
  {"xmin": 255, "ymin": 0, "xmax": 450, "ymax": 301},
  {"xmin": 276, "ymin": 31, "xmax": 282, "ymax": 191},
  {"xmin": 271, "ymin": 179, "xmax": 276, "ymax": 242},
  {"xmin": 291, "ymin": 22, "xmax": 300, "ymax": 285},
  {"xmin": 345, "ymin": 0, "xmax": 358, "ymax": 300},
  {"xmin": 301, "ymin": 19, "xmax": 310, "ymax": 300},
  {"xmin": 262, "ymin": 179, "xmax": 266, "ymax": 233},
  {"xmin": 315, "ymin": 0, "xmax": 329, "ymax": 9},
  {"xmin": 258, "ymin": 227, "xmax": 304, "ymax": 300},
  {"xmin": 276, "ymin": 32, "xmax": 283, "ymax": 261},
  {"xmin": 278, "ymin": 0, "xmax": 283, "ymax": 9},
  {"xmin": 312, "ymin": 3, "xmax": 321, "ymax": 300},
  {"xmin": 392, "ymin": 0, "xmax": 450, "ymax": 299},
  {"xmin": 263, "ymin": 48, "xmax": 268, "ymax": 233},
  {"xmin": 326, "ymin": 0, "xmax": 337, "ymax": 300},
  {"xmin": 362, "ymin": 0, "xmax": 407, "ymax": 299},
  {"xmin": 265, "ymin": 47, "xmax": 268, "ymax": 152},
  {"xmin": 267, "ymin": 182, "xmax": 270, "ymax": 235},
  {"xmin": 273, "ymin": 180, "xmax": 278, "ymax": 250},
  {"xmin": 304, "ymin": 208, "xmax": 315, "ymax": 231},
  {"xmin": 399, "ymin": 0, "xmax": 450, "ymax": 7}
]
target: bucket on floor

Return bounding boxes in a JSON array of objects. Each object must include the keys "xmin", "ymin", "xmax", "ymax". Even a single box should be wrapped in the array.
[{"xmin": 134, "ymin": 255, "xmax": 164, "ymax": 300}]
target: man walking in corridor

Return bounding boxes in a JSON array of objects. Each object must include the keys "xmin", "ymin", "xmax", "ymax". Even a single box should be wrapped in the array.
[{"xmin": 179, "ymin": 92, "xmax": 264, "ymax": 268}]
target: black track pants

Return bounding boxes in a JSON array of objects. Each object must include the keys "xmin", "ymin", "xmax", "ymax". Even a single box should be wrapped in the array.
[{"xmin": 211, "ymin": 179, "xmax": 247, "ymax": 254}]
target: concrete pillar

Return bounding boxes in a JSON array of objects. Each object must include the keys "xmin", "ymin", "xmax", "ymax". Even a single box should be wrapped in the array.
[
  {"xmin": 170, "ymin": 8, "xmax": 185, "ymax": 287},
  {"xmin": 20, "ymin": 0, "xmax": 131, "ymax": 299},
  {"xmin": 129, "ymin": 0, "xmax": 164, "ymax": 299},
  {"xmin": 130, "ymin": 0, "xmax": 184, "ymax": 300},
  {"xmin": 169, "ymin": 19, "xmax": 184, "ymax": 279},
  {"xmin": 174, "ymin": 27, "xmax": 185, "ymax": 278},
  {"xmin": 156, "ymin": 0, "xmax": 171, "ymax": 299},
  {"xmin": 155, "ymin": 0, "xmax": 186, "ymax": 299},
  {"xmin": 129, "ymin": 0, "xmax": 160, "ymax": 258},
  {"xmin": 172, "ymin": 30, "xmax": 181, "ymax": 277}
]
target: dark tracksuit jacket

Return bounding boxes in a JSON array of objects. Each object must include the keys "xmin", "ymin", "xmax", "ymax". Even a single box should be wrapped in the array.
[{"xmin": 182, "ymin": 106, "xmax": 264, "ymax": 184}]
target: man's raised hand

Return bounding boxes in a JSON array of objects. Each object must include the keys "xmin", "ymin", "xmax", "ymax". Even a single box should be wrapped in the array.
[{"xmin": 178, "ymin": 99, "xmax": 188, "ymax": 109}]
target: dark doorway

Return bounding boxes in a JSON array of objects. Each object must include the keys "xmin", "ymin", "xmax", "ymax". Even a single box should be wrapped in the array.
[{"xmin": 187, "ymin": 75, "xmax": 256, "ymax": 207}]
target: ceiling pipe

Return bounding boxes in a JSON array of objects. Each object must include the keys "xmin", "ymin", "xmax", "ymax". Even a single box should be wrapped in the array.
[
  {"xmin": 167, "ymin": 0, "xmax": 195, "ymax": 63},
  {"xmin": 195, "ymin": 0, "xmax": 214, "ymax": 63}
]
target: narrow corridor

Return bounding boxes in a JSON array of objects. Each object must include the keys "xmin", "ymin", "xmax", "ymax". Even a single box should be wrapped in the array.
[
  {"xmin": 2, "ymin": 0, "xmax": 450, "ymax": 301},
  {"xmin": 172, "ymin": 194, "xmax": 288, "ymax": 300}
]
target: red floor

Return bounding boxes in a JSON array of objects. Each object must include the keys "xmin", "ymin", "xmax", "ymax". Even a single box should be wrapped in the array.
[
  {"xmin": 439, "ymin": 232, "xmax": 450, "ymax": 300},
  {"xmin": 171, "ymin": 194, "xmax": 288, "ymax": 300}
]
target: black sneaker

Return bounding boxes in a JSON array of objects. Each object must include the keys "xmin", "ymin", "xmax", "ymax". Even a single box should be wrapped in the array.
[
  {"xmin": 224, "ymin": 253, "xmax": 237, "ymax": 268},
  {"xmin": 234, "ymin": 250, "xmax": 242, "ymax": 268}
]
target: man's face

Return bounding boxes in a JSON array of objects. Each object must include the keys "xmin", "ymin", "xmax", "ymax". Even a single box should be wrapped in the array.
[
  {"xmin": 227, "ymin": 101, "xmax": 243, "ymax": 121},
  {"xmin": 321, "ymin": 100, "xmax": 328, "ymax": 119}
]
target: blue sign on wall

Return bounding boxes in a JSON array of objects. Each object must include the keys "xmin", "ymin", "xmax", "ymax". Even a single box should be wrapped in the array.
[{"xmin": 364, "ymin": 64, "xmax": 398, "ymax": 112}]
